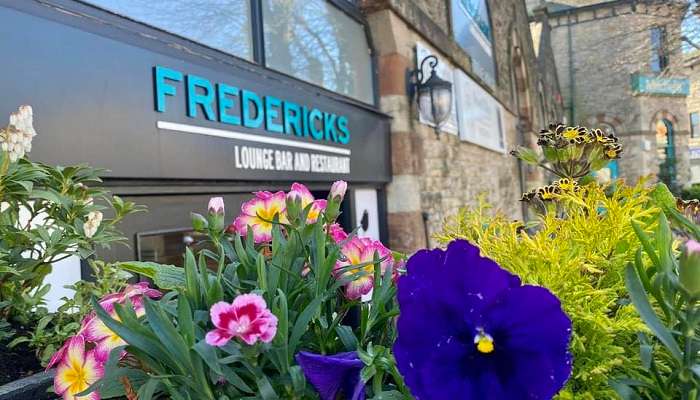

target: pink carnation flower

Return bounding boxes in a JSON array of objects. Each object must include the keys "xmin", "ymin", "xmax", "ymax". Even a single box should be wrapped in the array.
[
  {"xmin": 327, "ymin": 223, "xmax": 348, "ymax": 243},
  {"xmin": 334, "ymin": 236, "xmax": 394, "ymax": 300},
  {"xmin": 205, "ymin": 294, "xmax": 278, "ymax": 346},
  {"xmin": 232, "ymin": 191, "xmax": 288, "ymax": 243}
]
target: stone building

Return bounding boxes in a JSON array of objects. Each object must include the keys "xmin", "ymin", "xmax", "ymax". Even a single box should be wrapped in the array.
[
  {"xmin": 687, "ymin": 50, "xmax": 700, "ymax": 182},
  {"xmin": 541, "ymin": 0, "xmax": 692, "ymax": 189},
  {"xmin": 360, "ymin": 0, "xmax": 564, "ymax": 252}
]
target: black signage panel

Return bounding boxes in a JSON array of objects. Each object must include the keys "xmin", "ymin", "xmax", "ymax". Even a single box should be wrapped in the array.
[{"xmin": 0, "ymin": 4, "xmax": 391, "ymax": 183}]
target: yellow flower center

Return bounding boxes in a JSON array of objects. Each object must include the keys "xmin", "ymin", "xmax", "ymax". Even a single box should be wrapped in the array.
[
  {"xmin": 474, "ymin": 330, "xmax": 494, "ymax": 354},
  {"xmin": 561, "ymin": 128, "xmax": 579, "ymax": 140},
  {"xmin": 65, "ymin": 362, "xmax": 90, "ymax": 394}
]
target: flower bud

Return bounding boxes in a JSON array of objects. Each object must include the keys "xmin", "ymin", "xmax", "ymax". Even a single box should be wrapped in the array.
[
  {"xmin": 680, "ymin": 240, "xmax": 700, "ymax": 298},
  {"xmin": 330, "ymin": 180, "xmax": 347, "ymax": 201},
  {"xmin": 206, "ymin": 197, "xmax": 225, "ymax": 232},
  {"xmin": 208, "ymin": 197, "xmax": 225, "ymax": 215},
  {"xmin": 190, "ymin": 212, "xmax": 209, "ymax": 231}
]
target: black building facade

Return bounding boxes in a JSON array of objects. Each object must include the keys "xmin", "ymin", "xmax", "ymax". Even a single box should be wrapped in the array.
[{"xmin": 0, "ymin": 0, "xmax": 390, "ymax": 265}]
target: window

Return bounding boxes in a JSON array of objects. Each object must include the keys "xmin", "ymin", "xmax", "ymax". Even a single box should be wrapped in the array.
[
  {"xmin": 84, "ymin": 0, "xmax": 375, "ymax": 104},
  {"xmin": 84, "ymin": 0, "xmax": 253, "ymax": 61},
  {"xmin": 650, "ymin": 26, "xmax": 669, "ymax": 73},
  {"xmin": 450, "ymin": 0, "xmax": 496, "ymax": 87},
  {"xmin": 692, "ymin": 112, "xmax": 700, "ymax": 138},
  {"xmin": 262, "ymin": 0, "xmax": 374, "ymax": 104}
]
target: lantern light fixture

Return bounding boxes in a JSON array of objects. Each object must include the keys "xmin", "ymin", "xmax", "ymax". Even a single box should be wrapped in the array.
[{"xmin": 408, "ymin": 54, "xmax": 453, "ymax": 131}]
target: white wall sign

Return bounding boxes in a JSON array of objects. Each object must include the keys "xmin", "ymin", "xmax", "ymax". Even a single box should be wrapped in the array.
[
  {"xmin": 416, "ymin": 43, "xmax": 459, "ymax": 135},
  {"xmin": 454, "ymin": 69, "xmax": 506, "ymax": 152},
  {"xmin": 353, "ymin": 188, "xmax": 380, "ymax": 241}
]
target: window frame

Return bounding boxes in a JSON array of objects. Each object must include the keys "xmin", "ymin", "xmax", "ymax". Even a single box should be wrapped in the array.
[
  {"xmin": 63, "ymin": 0, "xmax": 378, "ymax": 107},
  {"xmin": 691, "ymin": 112, "xmax": 700, "ymax": 139}
]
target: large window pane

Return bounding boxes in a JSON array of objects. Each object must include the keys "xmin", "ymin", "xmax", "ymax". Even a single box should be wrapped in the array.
[
  {"xmin": 84, "ymin": 0, "xmax": 253, "ymax": 61},
  {"xmin": 262, "ymin": 0, "xmax": 374, "ymax": 104}
]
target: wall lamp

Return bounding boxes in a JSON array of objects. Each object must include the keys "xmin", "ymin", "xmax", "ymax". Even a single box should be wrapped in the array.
[{"xmin": 408, "ymin": 54, "xmax": 453, "ymax": 130}]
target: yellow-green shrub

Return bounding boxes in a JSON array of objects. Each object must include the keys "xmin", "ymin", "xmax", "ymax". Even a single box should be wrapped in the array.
[{"xmin": 437, "ymin": 179, "xmax": 659, "ymax": 399}]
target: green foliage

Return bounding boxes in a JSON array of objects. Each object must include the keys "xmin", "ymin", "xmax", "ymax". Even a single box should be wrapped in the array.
[
  {"xmin": 612, "ymin": 212, "xmax": 700, "ymax": 399},
  {"xmin": 681, "ymin": 183, "xmax": 700, "ymax": 201},
  {"xmin": 8, "ymin": 260, "xmax": 131, "ymax": 366},
  {"xmin": 0, "ymin": 157, "xmax": 142, "ymax": 323},
  {"xmin": 86, "ymin": 192, "xmax": 406, "ymax": 399},
  {"xmin": 437, "ymin": 179, "xmax": 659, "ymax": 399}
]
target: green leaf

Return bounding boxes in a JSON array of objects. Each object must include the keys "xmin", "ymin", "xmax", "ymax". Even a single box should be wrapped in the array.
[
  {"xmin": 255, "ymin": 376, "xmax": 278, "ymax": 400},
  {"xmin": 136, "ymin": 378, "xmax": 162, "ymax": 400},
  {"xmin": 631, "ymin": 221, "xmax": 660, "ymax": 267},
  {"xmin": 289, "ymin": 295, "xmax": 325, "ymax": 355},
  {"xmin": 336, "ymin": 325, "xmax": 359, "ymax": 351},
  {"xmin": 624, "ymin": 264, "xmax": 682, "ymax": 361},
  {"xmin": 116, "ymin": 261, "xmax": 185, "ymax": 290},
  {"xmin": 514, "ymin": 146, "xmax": 540, "ymax": 165},
  {"xmin": 193, "ymin": 339, "xmax": 224, "ymax": 376}
]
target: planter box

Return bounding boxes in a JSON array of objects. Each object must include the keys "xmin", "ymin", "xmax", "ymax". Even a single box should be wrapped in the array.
[{"xmin": 0, "ymin": 370, "xmax": 55, "ymax": 400}]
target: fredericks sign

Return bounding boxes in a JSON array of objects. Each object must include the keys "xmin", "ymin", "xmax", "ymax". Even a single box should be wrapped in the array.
[
  {"xmin": 153, "ymin": 65, "xmax": 352, "ymax": 175},
  {"xmin": 0, "ymin": 4, "xmax": 389, "ymax": 183}
]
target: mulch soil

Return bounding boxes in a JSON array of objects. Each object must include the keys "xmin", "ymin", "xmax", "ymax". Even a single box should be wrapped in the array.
[{"xmin": 0, "ymin": 326, "xmax": 43, "ymax": 386}]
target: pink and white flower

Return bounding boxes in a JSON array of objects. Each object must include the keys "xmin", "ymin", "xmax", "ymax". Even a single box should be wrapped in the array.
[
  {"xmin": 232, "ymin": 191, "xmax": 288, "ymax": 243},
  {"xmin": 53, "ymin": 335, "xmax": 103, "ymax": 400},
  {"xmin": 327, "ymin": 223, "xmax": 348, "ymax": 243},
  {"xmin": 208, "ymin": 197, "xmax": 225, "ymax": 215},
  {"xmin": 287, "ymin": 182, "xmax": 327, "ymax": 224},
  {"xmin": 334, "ymin": 236, "xmax": 394, "ymax": 300},
  {"xmin": 205, "ymin": 294, "xmax": 278, "ymax": 346},
  {"xmin": 330, "ymin": 180, "xmax": 347, "ymax": 201}
]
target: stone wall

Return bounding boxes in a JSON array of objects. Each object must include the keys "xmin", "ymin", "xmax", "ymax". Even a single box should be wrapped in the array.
[
  {"xmin": 548, "ymin": 0, "xmax": 691, "ymax": 186},
  {"xmin": 361, "ymin": 0, "xmax": 561, "ymax": 252}
]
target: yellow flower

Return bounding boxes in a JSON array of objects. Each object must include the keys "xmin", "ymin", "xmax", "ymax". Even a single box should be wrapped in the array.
[{"xmin": 54, "ymin": 336, "xmax": 103, "ymax": 400}]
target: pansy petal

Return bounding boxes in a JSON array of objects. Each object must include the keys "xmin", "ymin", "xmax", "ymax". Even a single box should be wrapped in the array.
[{"xmin": 296, "ymin": 351, "xmax": 364, "ymax": 400}]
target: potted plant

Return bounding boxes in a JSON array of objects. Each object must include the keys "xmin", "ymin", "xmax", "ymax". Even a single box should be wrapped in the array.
[{"xmin": 0, "ymin": 106, "xmax": 140, "ymax": 399}]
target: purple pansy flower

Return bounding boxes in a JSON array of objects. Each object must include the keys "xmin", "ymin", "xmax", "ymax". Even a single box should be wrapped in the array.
[
  {"xmin": 393, "ymin": 240, "xmax": 572, "ymax": 400},
  {"xmin": 296, "ymin": 351, "xmax": 365, "ymax": 400}
]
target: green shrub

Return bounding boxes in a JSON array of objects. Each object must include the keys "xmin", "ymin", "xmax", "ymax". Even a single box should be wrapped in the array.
[{"xmin": 437, "ymin": 179, "xmax": 659, "ymax": 399}]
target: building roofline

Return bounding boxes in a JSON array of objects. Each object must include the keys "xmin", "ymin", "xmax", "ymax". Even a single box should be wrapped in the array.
[{"xmin": 546, "ymin": 0, "xmax": 685, "ymax": 18}]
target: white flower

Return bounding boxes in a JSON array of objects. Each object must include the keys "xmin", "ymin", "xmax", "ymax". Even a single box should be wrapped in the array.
[
  {"xmin": 83, "ymin": 211, "xmax": 103, "ymax": 238},
  {"xmin": 1, "ymin": 105, "xmax": 36, "ymax": 162}
]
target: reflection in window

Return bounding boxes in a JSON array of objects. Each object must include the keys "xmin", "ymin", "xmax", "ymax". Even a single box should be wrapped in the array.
[
  {"xmin": 138, "ymin": 229, "xmax": 210, "ymax": 267},
  {"xmin": 262, "ymin": 0, "xmax": 374, "ymax": 103},
  {"xmin": 84, "ymin": 0, "xmax": 253, "ymax": 61},
  {"xmin": 650, "ymin": 26, "xmax": 668, "ymax": 73}
]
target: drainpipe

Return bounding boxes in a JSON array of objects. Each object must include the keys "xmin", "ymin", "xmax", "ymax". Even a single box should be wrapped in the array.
[{"xmin": 567, "ymin": 18, "xmax": 575, "ymax": 124}]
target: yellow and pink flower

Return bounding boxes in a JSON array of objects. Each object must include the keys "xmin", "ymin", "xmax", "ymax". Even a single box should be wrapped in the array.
[
  {"xmin": 53, "ymin": 335, "xmax": 103, "ymax": 400},
  {"xmin": 205, "ymin": 294, "xmax": 278, "ymax": 346},
  {"xmin": 232, "ymin": 191, "xmax": 288, "ymax": 243},
  {"xmin": 287, "ymin": 182, "xmax": 327, "ymax": 224},
  {"xmin": 334, "ymin": 236, "xmax": 394, "ymax": 300}
]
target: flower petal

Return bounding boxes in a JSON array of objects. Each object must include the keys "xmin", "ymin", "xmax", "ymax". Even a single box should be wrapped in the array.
[{"xmin": 205, "ymin": 328, "xmax": 234, "ymax": 347}]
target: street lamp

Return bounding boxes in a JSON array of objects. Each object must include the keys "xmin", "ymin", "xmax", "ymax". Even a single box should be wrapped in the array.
[{"xmin": 409, "ymin": 54, "xmax": 453, "ymax": 130}]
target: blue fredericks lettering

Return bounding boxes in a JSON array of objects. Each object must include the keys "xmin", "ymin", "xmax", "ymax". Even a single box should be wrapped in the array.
[
  {"xmin": 152, "ymin": 66, "xmax": 351, "ymax": 145},
  {"xmin": 323, "ymin": 113, "xmax": 338, "ymax": 142},
  {"xmin": 308, "ymin": 109, "xmax": 324, "ymax": 140},
  {"xmin": 284, "ymin": 101, "xmax": 303, "ymax": 136},
  {"xmin": 217, "ymin": 83, "xmax": 241, "ymax": 126},
  {"xmin": 186, "ymin": 75, "xmax": 216, "ymax": 120},
  {"xmin": 241, "ymin": 90, "xmax": 263, "ymax": 128},
  {"xmin": 154, "ymin": 66, "xmax": 183, "ymax": 112},
  {"xmin": 302, "ymin": 107, "xmax": 311, "ymax": 137},
  {"xmin": 264, "ymin": 96, "xmax": 284, "ymax": 133},
  {"xmin": 337, "ymin": 116, "xmax": 350, "ymax": 144}
]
